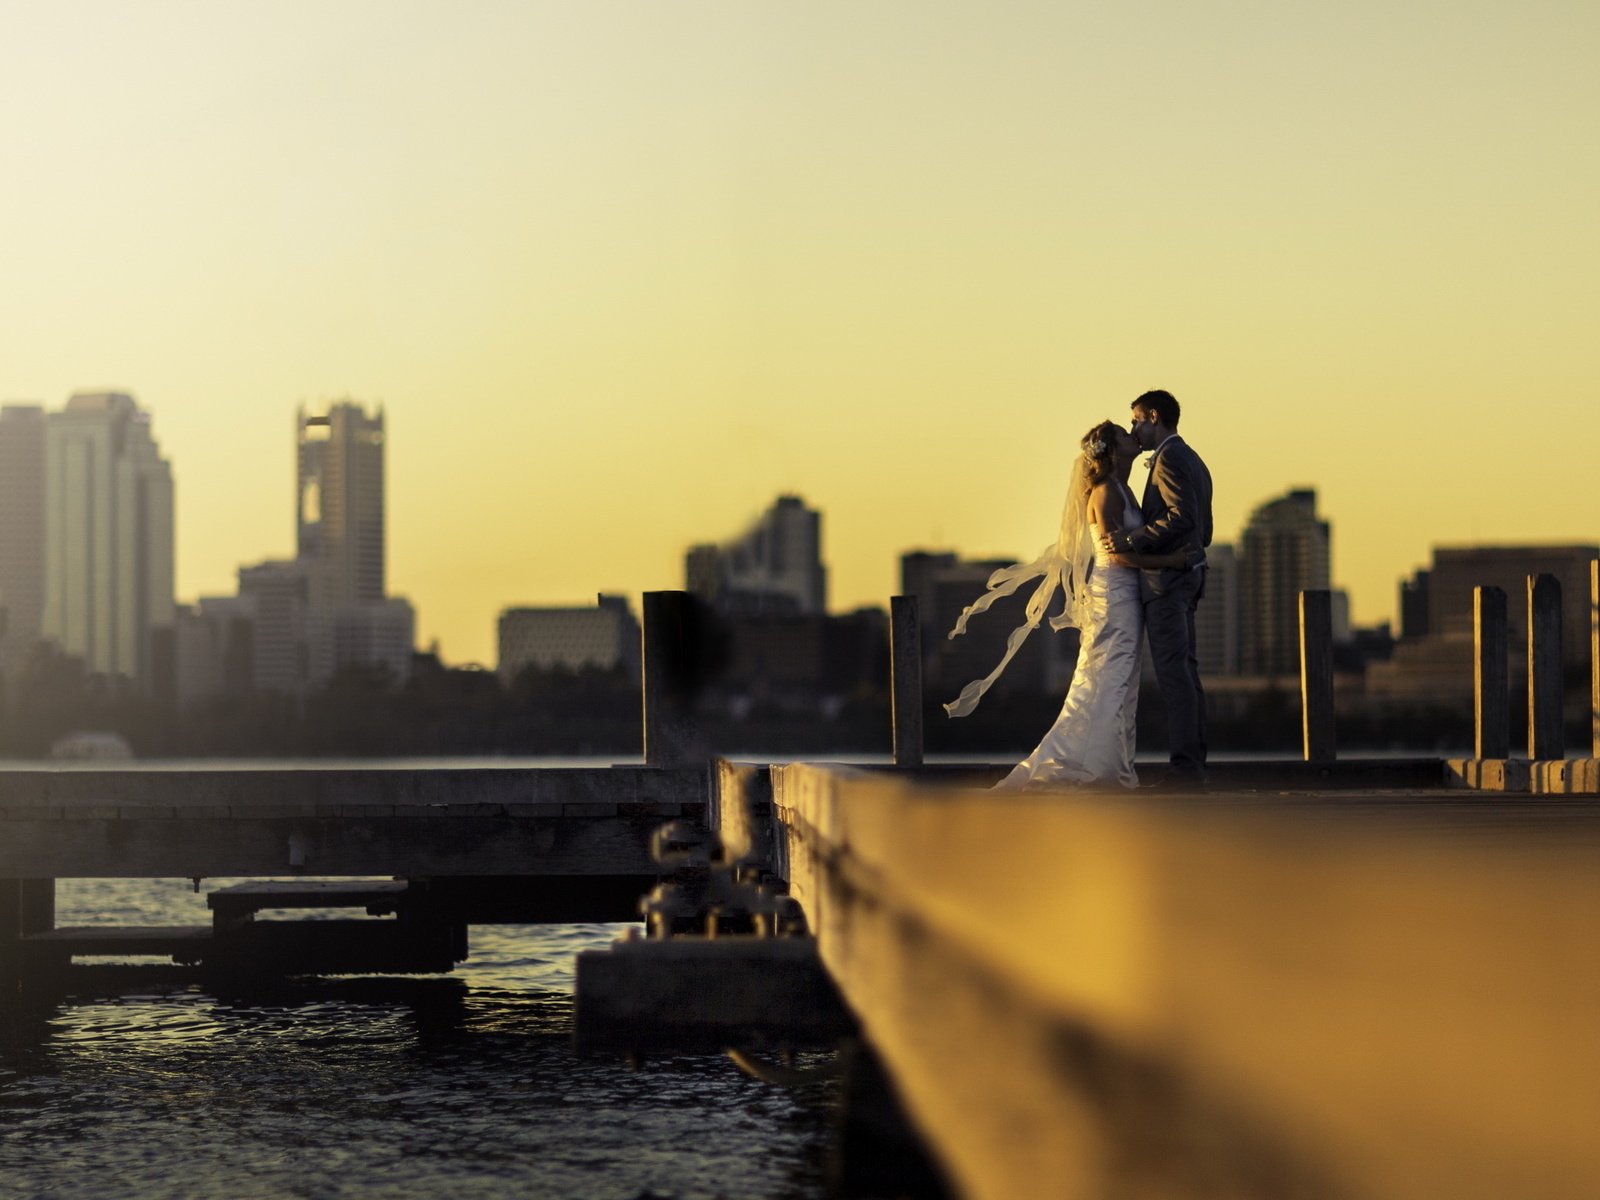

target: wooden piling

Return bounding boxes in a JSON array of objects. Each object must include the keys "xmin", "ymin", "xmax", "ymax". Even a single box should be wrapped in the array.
[
  {"xmin": 1591, "ymin": 560, "xmax": 1598, "ymax": 760},
  {"xmin": 1474, "ymin": 586, "xmax": 1509, "ymax": 760},
  {"xmin": 1527, "ymin": 574, "xmax": 1563, "ymax": 760},
  {"xmin": 642, "ymin": 591, "xmax": 703, "ymax": 767},
  {"xmin": 890, "ymin": 596, "xmax": 924, "ymax": 768},
  {"xmin": 1298, "ymin": 589, "xmax": 1335, "ymax": 763}
]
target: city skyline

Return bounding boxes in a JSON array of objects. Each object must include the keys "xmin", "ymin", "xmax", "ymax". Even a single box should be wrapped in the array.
[
  {"xmin": 4, "ymin": 386, "xmax": 1596, "ymax": 673},
  {"xmin": 3, "ymin": 3, "xmax": 1596, "ymax": 665}
]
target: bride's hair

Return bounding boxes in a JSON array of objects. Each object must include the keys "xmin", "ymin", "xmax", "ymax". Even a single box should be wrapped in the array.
[{"xmin": 1079, "ymin": 419, "xmax": 1120, "ymax": 495}]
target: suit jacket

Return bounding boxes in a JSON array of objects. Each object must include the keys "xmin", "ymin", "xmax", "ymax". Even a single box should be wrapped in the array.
[{"xmin": 1128, "ymin": 435, "xmax": 1213, "ymax": 597}]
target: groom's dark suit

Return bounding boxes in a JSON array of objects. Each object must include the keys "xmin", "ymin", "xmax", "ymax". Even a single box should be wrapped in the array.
[{"xmin": 1126, "ymin": 435, "xmax": 1212, "ymax": 775}]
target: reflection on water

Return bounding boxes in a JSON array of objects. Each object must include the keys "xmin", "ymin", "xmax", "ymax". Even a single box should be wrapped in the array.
[{"xmin": 0, "ymin": 881, "xmax": 836, "ymax": 1200}]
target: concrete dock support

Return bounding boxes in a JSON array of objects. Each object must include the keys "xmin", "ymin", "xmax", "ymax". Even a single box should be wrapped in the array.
[
  {"xmin": 642, "ymin": 590, "xmax": 704, "ymax": 766},
  {"xmin": 890, "ymin": 596, "xmax": 924, "ymax": 768},
  {"xmin": 1474, "ymin": 586, "xmax": 1509, "ymax": 760},
  {"xmin": 1527, "ymin": 574, "xmax": 1563, "ymax": 760},
  {"xmin": 1298, "ymin": 589, "xmax": 1335, "ymax": 763},
  {"xmin": 0, "ymin": 879, "xmax": 55, "ymax": 995}
]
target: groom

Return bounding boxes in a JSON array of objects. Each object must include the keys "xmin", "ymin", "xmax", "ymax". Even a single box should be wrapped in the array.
[{"xmin": 1101, "ymin": 389, "xmax": 1212, "ymax": 785}]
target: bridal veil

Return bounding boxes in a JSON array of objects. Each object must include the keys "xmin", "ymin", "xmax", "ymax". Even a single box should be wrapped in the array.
[{"xmin": 943, "ymin": 457, "xmax": 1097, "ymax": 717}]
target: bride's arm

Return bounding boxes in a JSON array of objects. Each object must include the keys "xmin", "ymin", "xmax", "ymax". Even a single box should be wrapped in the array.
[{"xmin": 1096, "ymin": 483, "xmax": 1186, "ymax": 566}]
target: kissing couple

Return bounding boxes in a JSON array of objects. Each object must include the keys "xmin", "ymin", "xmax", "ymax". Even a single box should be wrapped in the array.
[{"xmin": 945, "ymin": 389, "xmax": 1213, "ymax": 790}]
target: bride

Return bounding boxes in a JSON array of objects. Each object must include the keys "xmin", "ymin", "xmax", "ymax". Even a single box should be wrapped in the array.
[{"xmin": 943, "ymin": 419, "xmax": 1193, "ymax": 789}]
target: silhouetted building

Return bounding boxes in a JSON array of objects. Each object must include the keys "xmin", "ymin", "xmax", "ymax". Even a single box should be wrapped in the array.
[
  {"xmin": 298, "ymin": 401, "xmax": 386, "ymax": 608},
  {"xmin": 1400, "ymin": 569, "xmax": 1431, "ymax": 640},
  {"xmin": 175, "ymin": 597, "xmax": 256, "ymax": 709},
  {"xmin": 41, "ymin": 392, "xmax": 174, "ymax": 685},
  {"xmin": 1368, "ymin": 545, "xmax": 1598, "ymax": 706},
  {"xmin": 1195, "ymin": 542, "xmax": 1241, "ymax": 676},
  {"xmin": 258, "ymin": 400, "xmax": 418, "ymax": 689},
  {"xmin": 498, "ymin": 595, "xmax": 641, "ymax": 685},
  {"xmin": 1240, "ymin": 489, "xmax": 1330, "ymax": 677},
  {"xmin": 0, "ymin": 404, "xmax": 46, "ymax": 686},
  {"xmin": 311, "ymin": 598, "xmax": 416, "ymax": 686},
  {"xmin": 1422, "ymin": 546, "xmax": 1598, "ymax": 669},
  {"xmin": 710, "ymin": 607, "xmax": 888, "ymax": 712},
  {"xmin": 237, "ymin": 560, "xmax": 312, "ymax": 695},
  {"xmin": 905, "ymin": 555, "xmax": 1058, "ymax": 700},
  {"xmin": 686, "ymin": 495, "xmax": 827, "ymax": 615},
  {"xmin": 899, "ymin": 550, "xmax": 959, "ymax": 666}
]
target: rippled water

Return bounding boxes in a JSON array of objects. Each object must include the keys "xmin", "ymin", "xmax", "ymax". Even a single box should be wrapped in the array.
[{"xmin": 0, "ymin": 880, "xmax": 836, "ymax": 1199}]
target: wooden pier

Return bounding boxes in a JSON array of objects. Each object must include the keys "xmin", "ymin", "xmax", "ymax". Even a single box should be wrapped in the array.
[{"xmin": 0, "ymin": 765, "xmax": 703, "ymax": 986}]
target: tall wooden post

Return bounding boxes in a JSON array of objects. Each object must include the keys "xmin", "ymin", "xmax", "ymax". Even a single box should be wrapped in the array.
[
  {"xmin": 1299, "ymin": 590, "xmax": 1335, "ymax": 763},
  {"xmin": 1591, "ymin": 560, "xmax": 1598, "ymax": 760},
  {"xmin": 1527, "ymin": 574, "xmax": 1563, "ymax": 761},
  {"xmin": 890, "ymin": 596, "xmax": 923, "ymax": 767},
  {"xmin": 642, "ymin": 591, "xmax": 703, "ymax": 767},
  {"xmin": 1473, "ymin": 586, "xmax": 1509, "ymax": 760}
]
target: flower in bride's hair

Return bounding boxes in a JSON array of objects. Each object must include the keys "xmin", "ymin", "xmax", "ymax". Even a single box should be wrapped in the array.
[{"xmin": 1086, "ymin": 438, "xmax": 1108, "ymax": 457}]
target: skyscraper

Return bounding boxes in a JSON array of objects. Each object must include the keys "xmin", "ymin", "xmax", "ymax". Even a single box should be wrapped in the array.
[
  {"xmin": 685, "ymin": 495, "xmax": 827, "ymax": 615},
  {"xmin": 1239, "ymin": 489, "xmax": 1330, "ymax": 677},
  {"xmin": 41, "ymin": 392, "xmax": 174, "ymax": 684},
  {"xmin": 297, "ymin": 401, "xmax": 385, "ymax": 608},
  {"xmin": 0, "ymin": 405, "xmax": 47, "ymax": 683},
  {"xmin": 293, "ymin": 401, "xmax": 414, "ymax": 687}
]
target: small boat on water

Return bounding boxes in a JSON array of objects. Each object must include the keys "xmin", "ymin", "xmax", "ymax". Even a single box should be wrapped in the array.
[{"xmin": 49, "ymin": 731, "xmax": 135, "ymax": 761}]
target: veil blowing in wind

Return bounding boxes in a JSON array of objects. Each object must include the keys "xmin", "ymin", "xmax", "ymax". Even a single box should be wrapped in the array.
[{"xmin": 943, "ymin": 454, "xmax": 1098, "ymax": 718}]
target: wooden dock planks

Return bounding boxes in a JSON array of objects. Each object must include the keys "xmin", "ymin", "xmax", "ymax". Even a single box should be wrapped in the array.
[
  {"xmin": 768, "ymin": 764, "xmax": 1600, "ymax": 1200},
  {"xmin": 0, "ymin": 766, "xmax": 704, "ymax": 878}
]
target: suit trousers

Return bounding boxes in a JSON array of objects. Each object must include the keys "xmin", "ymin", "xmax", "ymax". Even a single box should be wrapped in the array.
[{"xmin": 1143, "ymin": 566, "xmax": 1207, "ymax": 772}]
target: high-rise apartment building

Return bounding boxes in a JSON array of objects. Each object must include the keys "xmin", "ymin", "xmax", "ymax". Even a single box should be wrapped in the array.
[
  {"xmin": 298, "ymin": 401, "xmax": 385, "ymax": 608},
  {"xmin": 1239, "ymin": 489, "xmax": 1330, "ymax": 677},
  {"xmin": 0, "ymin": 405, "xmax": 47, "ymax": 684},
  {"xmin": 685, "ymin": 495, "xmax": 827, "ymax": 615},
  {"xmin": 41, "ymin": 392, "xmax": 174, "ymax": 683}
]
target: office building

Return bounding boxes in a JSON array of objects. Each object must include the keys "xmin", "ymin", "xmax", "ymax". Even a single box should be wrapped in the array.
[
  {"xmin": 298, "ymin": 401, "xmax": 386, "ymax": 608},
  {"xmin": 0, "ymin": 405, "xmax": 46, "ymax": 684},
  {"xmin": 1421, "ymin": 545, "xmax": 1598, "ymax": 668},
  {"xmin": 41, "ymin": 392, "xmax": 174, "ymax": 684},
  {"xmin": 498, "ymin": 595, "xmax": 641, "ymax": 685},
  {"xmin": 237, "ymin": 560, "xmax": 312, "ymax": 695},
  {"xmin": 310, "ymin": 597, "xmax": 416, "ymax": 686},
  {"xmin": 686, "ymin": 495, "xmax": 827, "ymax": 615},
  {"xmin": 174, "ymin": 597, "xmax": 256, "ymax": 709},
  {"xmin": 1239, "ymin": 489, "xmax": 1331, "ymax": 677}
]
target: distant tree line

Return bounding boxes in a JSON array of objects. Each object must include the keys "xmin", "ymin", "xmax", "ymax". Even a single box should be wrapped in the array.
[{"xmin": 1, "ymin": 644, "xmax": 1589, "ymax": 759}]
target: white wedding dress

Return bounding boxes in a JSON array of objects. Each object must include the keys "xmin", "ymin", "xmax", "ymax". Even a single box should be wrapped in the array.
[{"xmin": 994, "ymin": 481, "xmax": 1144, "ymax": 789}]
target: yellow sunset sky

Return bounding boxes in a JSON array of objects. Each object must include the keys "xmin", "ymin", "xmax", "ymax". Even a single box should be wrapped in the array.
[{"xmin": 2, "ymin": 1, "xmax": 1596, "ymax": 665}]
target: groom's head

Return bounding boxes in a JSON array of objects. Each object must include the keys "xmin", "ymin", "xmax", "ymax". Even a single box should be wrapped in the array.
[{"xmin": 1130, "ymin": 389, "xmax": 1179, "ymax": 450}]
